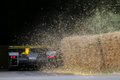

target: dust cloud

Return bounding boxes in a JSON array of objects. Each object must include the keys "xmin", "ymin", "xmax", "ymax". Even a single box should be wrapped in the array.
[{"xmin": 14, "ymin": 4, "xmax": 120, "ymax": 70}]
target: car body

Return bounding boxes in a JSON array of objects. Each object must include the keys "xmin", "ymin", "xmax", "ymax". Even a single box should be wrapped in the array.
[{"xmin": 8, "ymin": 45, "xmax": 56, "ymax": 70}]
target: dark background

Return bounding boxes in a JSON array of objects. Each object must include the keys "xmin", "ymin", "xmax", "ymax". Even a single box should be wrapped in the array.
[{"xmin": 1, "ymin": 0, "xmax": 118, "ymax": 45}]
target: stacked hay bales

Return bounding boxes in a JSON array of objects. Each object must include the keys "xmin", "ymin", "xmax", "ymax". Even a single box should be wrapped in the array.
[{"xmin": 61, "ymin": 31, "xmax": 120, "ymax": 70}]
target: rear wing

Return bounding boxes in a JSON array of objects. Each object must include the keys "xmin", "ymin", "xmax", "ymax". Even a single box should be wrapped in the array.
[
  {"xmin": 9, "ymin": 45, "xmax": 52, "ymax": 49},
  {"xmin": 8, "ymin": 45, "xmax": 55, "ymax": 54},
  {"xmin": 8, "ymin": 45, "xmax": 56, "ymax": 55}
]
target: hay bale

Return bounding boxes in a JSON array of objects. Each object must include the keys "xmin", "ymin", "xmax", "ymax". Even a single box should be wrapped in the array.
[
  {"xmin": 61, "ymin": 31, "xmax": 120, "ymax": 70},
  {"xmin": 61, "ymin": 35, "xmax": 103, "ymax": 69},
  {"xmin": 100, "ymin": 32, "xmax": 120, "ymax": 69}
]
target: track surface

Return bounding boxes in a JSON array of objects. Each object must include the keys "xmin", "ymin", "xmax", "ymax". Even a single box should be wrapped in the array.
[{"xmin": 0, "ymin": 71, "xmax": 120, "ymax": 80}]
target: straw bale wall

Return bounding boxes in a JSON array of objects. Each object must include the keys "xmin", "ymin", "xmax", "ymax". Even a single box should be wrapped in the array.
[{"xmin": 61, "ymin": 31, "xmax": 120, "ymax": 69}]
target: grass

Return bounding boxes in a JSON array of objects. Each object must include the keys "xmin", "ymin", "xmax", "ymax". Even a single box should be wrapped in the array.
[{"xmin": 47, "ymin": 67, "xmax": 120, "ymax": 75}]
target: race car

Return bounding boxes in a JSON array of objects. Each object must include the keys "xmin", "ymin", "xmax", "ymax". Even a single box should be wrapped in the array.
[{"xmin": 8, "ymin": 45, "xmax": 56, "ymax": 70}]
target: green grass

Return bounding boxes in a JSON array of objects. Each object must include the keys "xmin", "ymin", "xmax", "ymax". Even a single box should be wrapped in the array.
[{"xmin": 63, "ymin": 66, "xmax": 120, "ymax": 75}]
